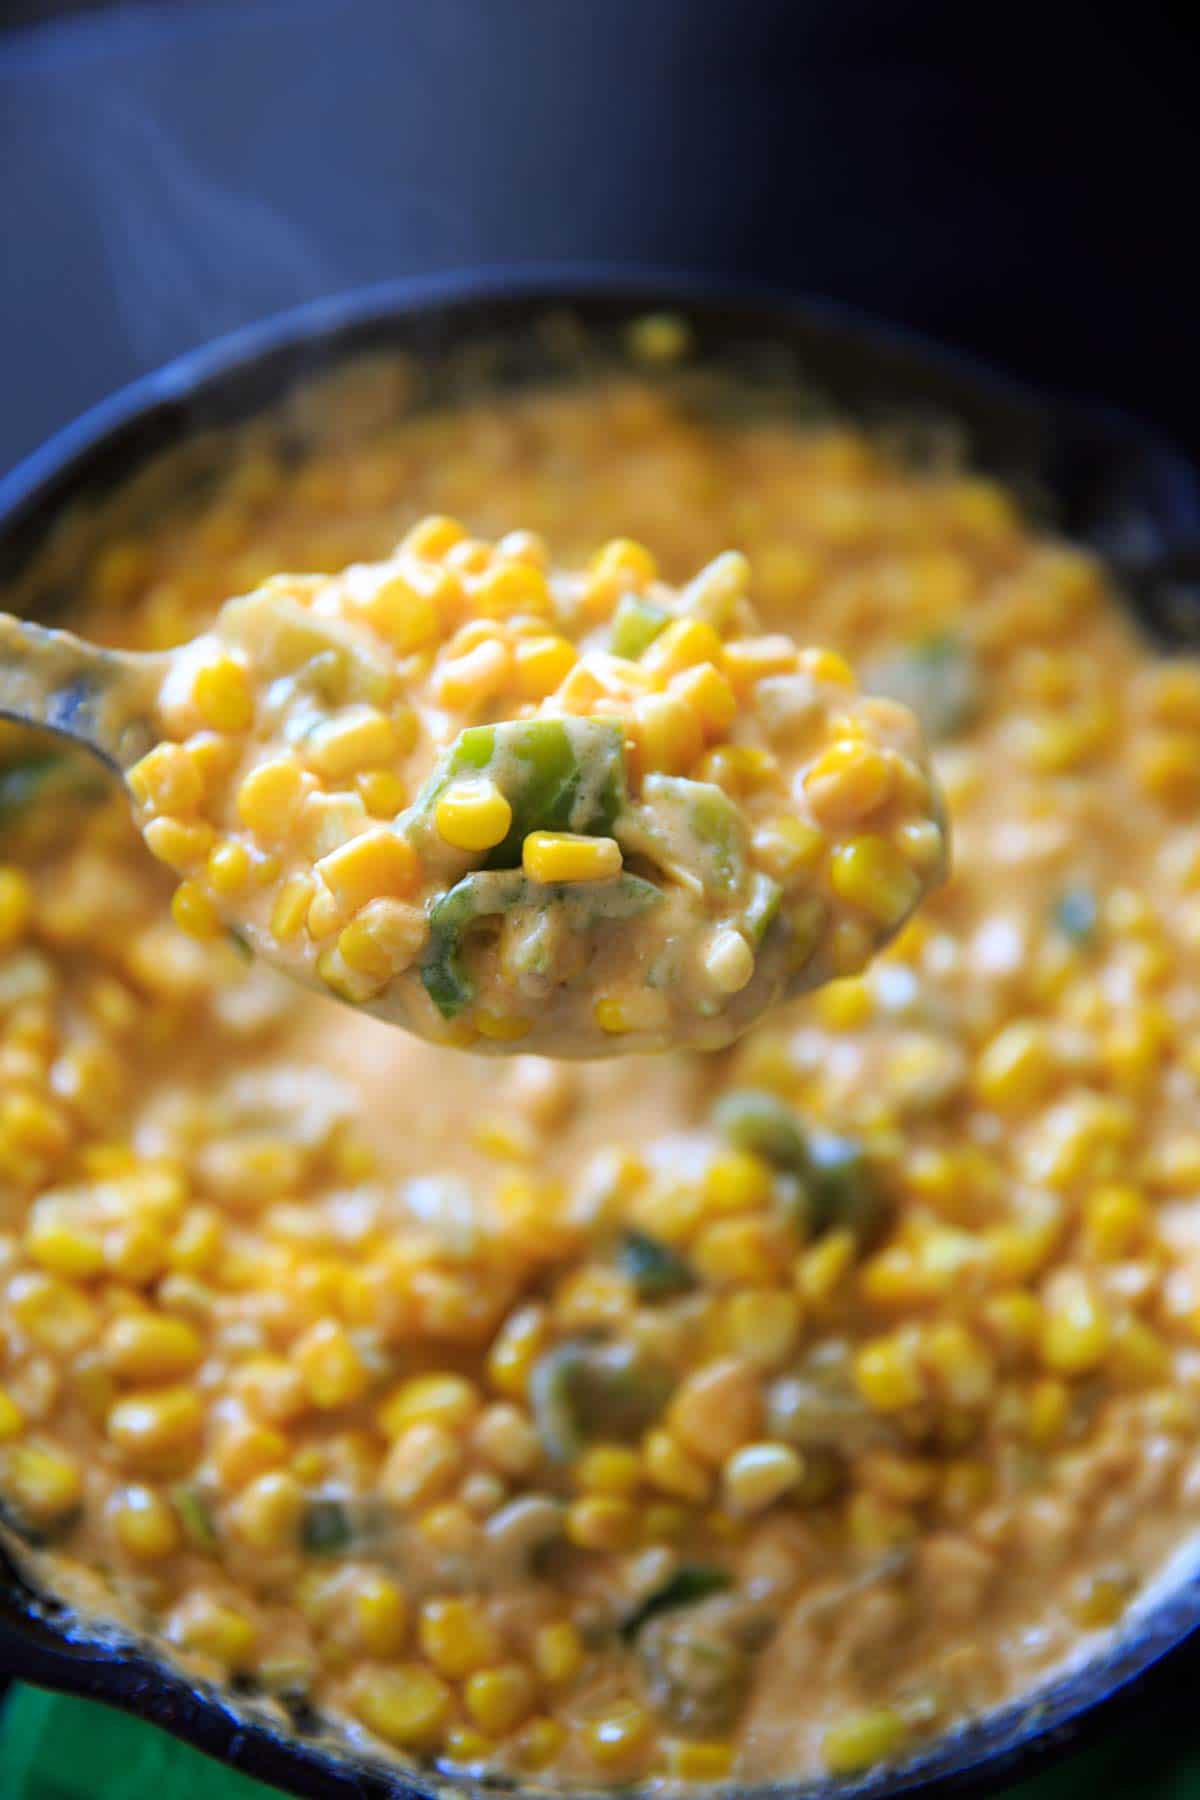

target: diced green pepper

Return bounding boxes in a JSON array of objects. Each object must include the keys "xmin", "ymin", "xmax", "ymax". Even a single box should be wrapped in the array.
[
  {"xmin": 620, "ymin": 1565, "xmax": 733, "ymax": 1641},
  {"xmin": 713, "ymin": 1088, "xmax": 809, "ymax": 1176},
  {"xmin": 869, "ymin": 632, "xmax": 980, "ymax": 741},
  {"xmin": 618, "ymin": 1229, "xmax": 695, "ymax": 1301},
  {"xmin": 610, "ymin": 594, "xmax": 670, "ymax": 660},
  {"xmin": 420, "ymin": 870, "xmax": 662, "ymax": 1019},
  {"xmin": 1053, "ymin": 885, "xmax": 1098, "ymax": 945},
  {"xmin": 171, "ymin": 1482, "xmax": 218, "ymax": 1550},
  {"xmin": 742, "ymin": 870, "xmax": 783, "ymax": 947},
  {"xmin": 302, "ymin": 1495, "xmax": 354, "ymax": 1555},
  {"xmin": 805, "ymin": 1131, "xmax": 887, "ymax": 1243},
  {"xmin": 530, "ymin": 1338, "xmax": 674, "ymax": 1463},
  {"xmin": 404, "ymin": 718, "xmax": 628, "ymax": 869},
  {"xmin": 619, "ymin": 776, "xmax": 748, "ymax": 899}
]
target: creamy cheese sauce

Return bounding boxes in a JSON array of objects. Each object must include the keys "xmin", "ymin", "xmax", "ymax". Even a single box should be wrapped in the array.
[
  {"xmin": 126, "ymin": 531, "xmax": 943, "ymax": 1056},
  {"xmin": 4, "ymin": 356, "xmax": 1200, "ymax": 1789}
]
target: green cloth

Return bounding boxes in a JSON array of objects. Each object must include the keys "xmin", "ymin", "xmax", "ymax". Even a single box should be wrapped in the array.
[{"xmin": 0, "ymin": 1682, "xmax": 1192, "ymax": 1798}]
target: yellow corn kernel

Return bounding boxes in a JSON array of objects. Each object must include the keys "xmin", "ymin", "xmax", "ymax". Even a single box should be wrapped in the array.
[
  {"xmin": 813, "ymin": 977, "xmax": 873, "ymax": 1031},
  {"xmin": 698, "ymin": 743, "xmax": 778, "ymax": 793},
  {"xmin": 584, "ymin": 1700, "xmax": 655, "ymax": 1774},
  {"xmin": 315, "ymin": 830, "xmax": 418, "ymax": 911},
  {"xmin": 523, "ymin": 831, "xmax": 622, "ymax": 884},
  {"xmin": 665, "ymin": 1740, "xmax": 735, "ymax": 1781},
  {"xmin": 0, "ymin": 865, "xmax": 34, "ymax": 951},
  {"xmin": 267, "ymin": 872, "xmax": 315, "ymax": 942},
  {"xmin": 565, "ymin": 1494, "xmax": 640, "ymax": 1551},
  {"xmin": 1072, "ymin": 1572, "xmax": 1134, "ymax": 1629},
  {"xmin": 236, "ymin": 757, "xmax": 305, "ymax": 838},
  {"xmin": 1109, "ymin": 1315, "xmax": 1171, "ymax": 1388},
  {"xmin": 853, "ymin": 1334, "xmax": 926, "ymax": 1412},
  {"xmin": 641, "ymin": 617, "xmax": 724, "ymax": 681},
  {"xmin": 170, "ymin": 880, "xmax": 220, "ymax": 939},
  {"xmin": 107, "ymin": 1387, "xmax": 205, "ymax": 1463},
  {"xmin": 402, "ymin": 514, "xmax": 468, "ymax": 561},
  {"xmin": 465, "ymin": 1664, "xmax": 538, "ymax": 1735},
  {"xmin": 472, "ymin": 561, "xmax": 550, "ymax": 619},
  {"xmin": 356, "ymin": 768, "xmax": 407, "ymax": 820},
  {"xmin": 823, "ymin": 1708, "xmax": 907, "ymax": 1776},
  {"xmin": 435, "ymin": 637, "xmax": 513, "ymax": 711},
  {"xmin": 1136, "ymin": 734, "xmax": 1200, "ymax": 813},
  {"xmin": 193, "ymin": 657, "xmax": 253, "ymax": 733},
  {"xmin": 800, "ymin": 646, "xmax": 856, "ymax": 687},
  {"xmin": 722, "ymin": 1441, "xmax": 803, "ymax": 1515},
  {"xmin": 702, "ymin": 925, "xmax": 755, "ymax": 995},
  {"xmin": 170, "ymin": 1594, "xmax": 257, "ymax": 1670},
  {"xmin": 205, "ymin": 839, "xmax": 252, "ymax": 896},
  {"xmin": 981, "ymin": 1291, "xmax": 1043, "ymax": 1362},
  {"xmin": 669, "ymin": 662, "xmax": 738, "ymax": 739},
  {"xmin": 1041, "ymin": 1276, "xmax": 1110, "ymax": 1375},
  {"xmin": 382, "ymin": 1422, "xmax": 464, "ymax": 1510},
  {"xmin": 10, "ymin": 1272, "xmax": 99, "ymax": 1351},
  {"xmin": 109, "ymin": 1482, "xmax": 181, "ymax": 1560},
  {"xmin": 921, "ymin": 1320, "xmax": 995, "ymax": 1406},
  {"xmin": 361, "ymin": 571, "xmax": 441, "ymax": 652},
  {"xmin": 213, "ymin": 1422, "xmax": 290, "ymax": 1490},
  {"xmin": 632, "ymin": 691, "xmax": 704, "ymax": 774},
  {"xmin": 692, "ymin": 1215, "xmax": 791, "ymax": 1286},
  {"xmin": 352, "ymin": 1574, "xmax": 409, "ymax": 1657},
  {"xmin": 721, "ymin": 633, "xmax": 799, "ymax": 689},
  {"xmin": 1083, "ymin": 1184, "xmax": 1148, "ymax": 1259},
  {"xmin": 230, "ymin": 1469, "xmax": 303, "ymax": 1551},
  {"xmin": 570, "ymin": 1445, "xmax": 645, "ymax": 1514},
  {"xmin": 0, "ymin": 1387, "xmax": 25, "ymax": 1442},
  {"xmin": 641, "ymin": 1502, "xmax": 691, "ymax": 1543},
  {"xmin": 436, "ymin": 779, "xmax": 513, "ymax": 852},
  {"xmin": 497, "ymin": 529, "xmax": 549, "ymax": 568},
  {"xmin": 1021, "ymin": 1376, "xmax": 1070, "ymax": 1447},
  {"xmin": 104, "ymin": 1313, "xmax": 203, "ymax": 1381},
  {"xmin": 714, "ymin": 1289, "xmax": 802, "ymax": 1368},
  {"xmin": 143, "ymin": 817, "xmax": 215, "ymax": 874},
  {"xmin": 974, "ymin": 1020, "xmax": 1055, "ymax": 1110},
  {"xmin": 752, "ymin": 817, "xmax": 826, "ymax": 884},
  {"xmin": 2, "ymin": 1444, "xmax": 83, "ymax": 1523},
  {"xmin": 534, "ymin": 1620, "xmax": 585, "ymax": 1687},
  {"xmin": 378, "ymin": 1373, "xmax": 480, "ymax": 1439},
  {"xmin": 514, "ymin": 1716, "xmax": 566, "ymax": 1772},
  {"xmin": 514, "ymin": 635, "xmax": 578, "ymax": 700},
  {"xmin": 667, "ymin": 1359, "xmax": 763, "ymax": 1465},
  {"xmin": 128, "ymin": 743, "xmax": 203, "ymax": 815},
  {"xmin": 348, "ymin": 1663, "xmax": 452, "ymax": 1751},
  {"xmin": 418, "ymin": 1596, "xmax": 502, "ymax": 1679},
  {"xmin": 830, "ymin": 835, "xmax": 921, "ymax": 927},
  {"xmin": 592, "ymin": 991, "xmax": 671, "ymax": 1036},
  {"xmin": 337, "ymin": 898, "xmax": 425, "ymax": 980},
  {"xmin": 796, "ymin": 1227, "xmax": 860, "ymax": 1308},
  {"xmin": 703, "ymin": 1149, "xmax": 773, "ymax": 1214},
  {"xmin": 305, "ymin": 706, "xmax": 396, "ymax": 781},
  {"xmin": 485, "ymin": 1305, "xmax": 547, "ymax": 1398},
  {"xmin": 805, "ymin": 740, "xmax": 894, "ymax": 828},
  {"xmin": 643, "ymin": 1428, "xmax": 713, "ymax": 1502},
  {"xmin": 295, "ymin": 1319, "xmax": 370, "ymax": 1408},
  {"xmin": 234, "ymin": 1355, "xmax": 305, "ymax": 1424},
  {"xmin": 591, "ymin": 537, "xmax": 658, "ymax": 586}
]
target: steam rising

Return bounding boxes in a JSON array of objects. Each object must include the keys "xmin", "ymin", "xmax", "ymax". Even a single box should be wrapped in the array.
[{"xmin": 83, "ymin": 93, "xmax": 329, "ymax": 366}]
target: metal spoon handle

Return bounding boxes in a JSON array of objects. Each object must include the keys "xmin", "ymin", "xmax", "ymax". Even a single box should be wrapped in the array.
[{"xmin": 0, "ymin": 612, "xmax": 165, "ymax": 772}]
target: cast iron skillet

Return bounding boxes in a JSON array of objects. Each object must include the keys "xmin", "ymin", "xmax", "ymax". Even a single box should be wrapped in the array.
[{"xmin": 3, "ymin": 269, "xmax": 1200, "ymax": 1800}]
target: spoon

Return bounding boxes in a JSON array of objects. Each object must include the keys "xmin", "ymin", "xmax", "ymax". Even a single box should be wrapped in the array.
[
  {"xmin": 0, "ymin": 526, "xmax": 946, "ymax": 1056},
  {"xmin": 0, "ymin": 611, "xmax": 167, "ymax": 775}
]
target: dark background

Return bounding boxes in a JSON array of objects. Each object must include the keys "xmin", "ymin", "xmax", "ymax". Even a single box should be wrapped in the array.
[{"xmin": 1, "ymin": 0, "xmax": 1198, "ymax": 479}]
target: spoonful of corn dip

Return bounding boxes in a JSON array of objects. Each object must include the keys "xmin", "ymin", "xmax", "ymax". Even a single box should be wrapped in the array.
[{"xmin": 0, "ymin": 519, "xmax": 947, "ymax": 1055}]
